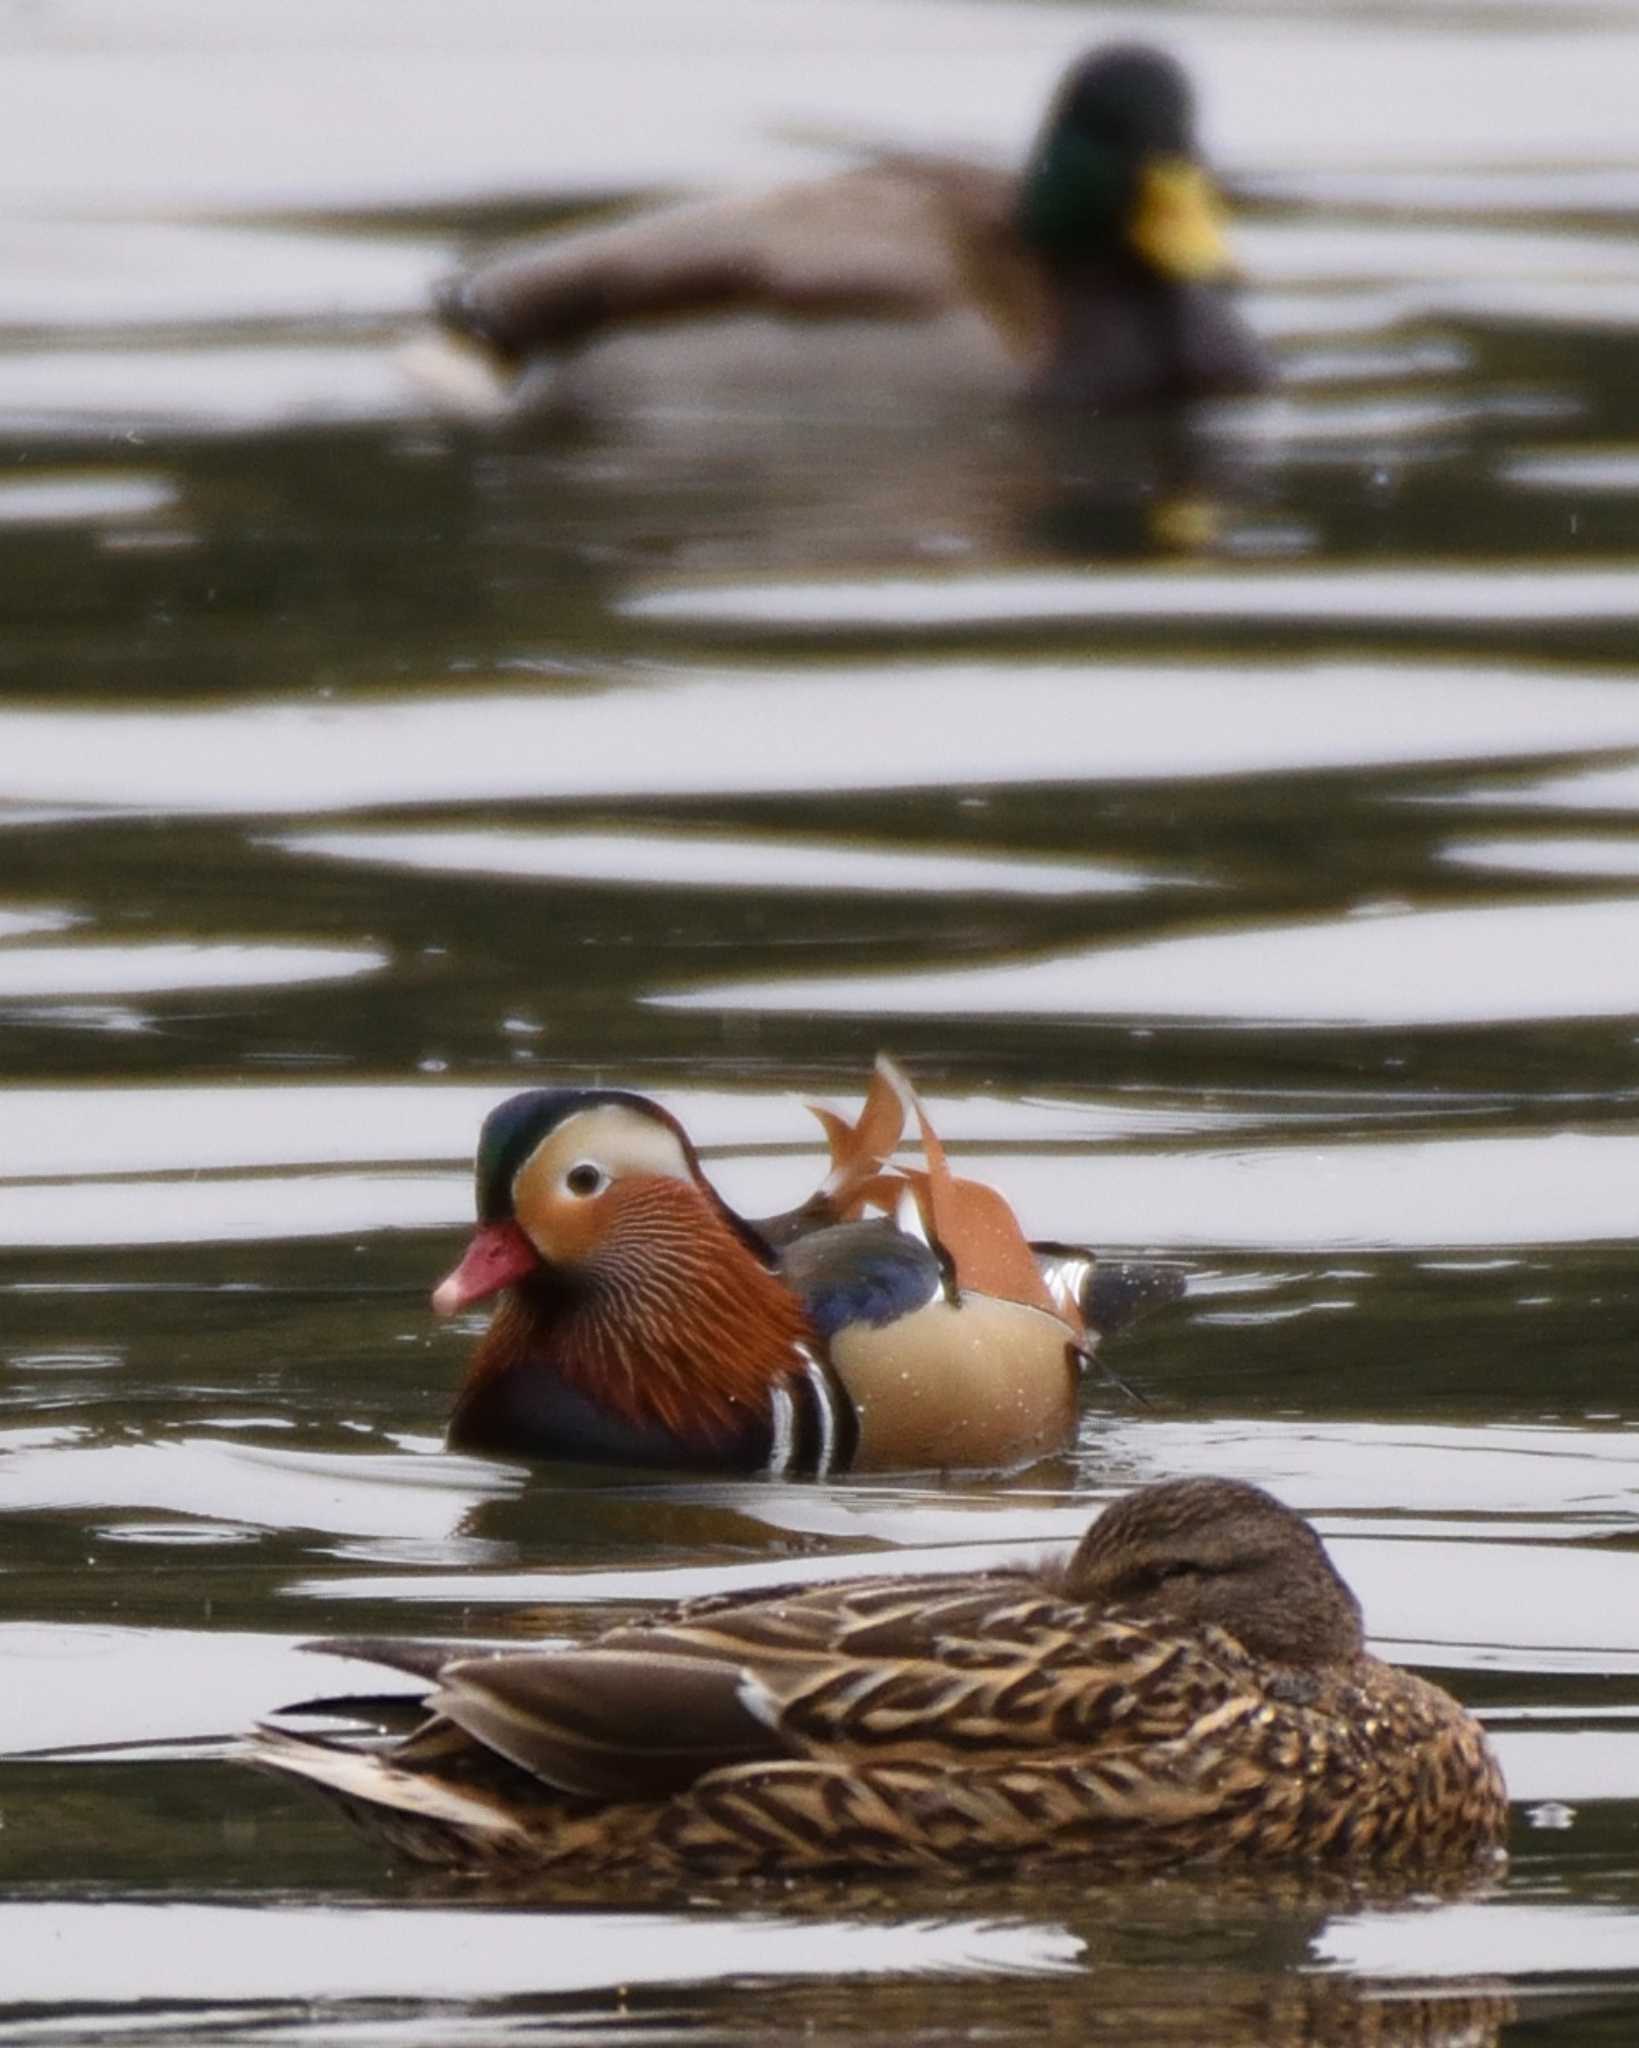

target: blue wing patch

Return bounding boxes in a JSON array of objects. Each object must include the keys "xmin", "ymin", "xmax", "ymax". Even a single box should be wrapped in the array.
[{"xmin": 776, "ymin": 1220, "xmax": 942, "ymax": 1341}]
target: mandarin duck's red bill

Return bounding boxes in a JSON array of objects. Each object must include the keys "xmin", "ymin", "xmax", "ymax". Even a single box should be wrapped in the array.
[
  {"xmin": 431, "ymin": 1220, "xmax": 538, "ymax": 1317},
  {"xmin": 253, "ymin": 1476, "xmax": 1507, "ymax": 1882},
  {"xmin": 427, "ymin": 1057, "xmax": 1182, "ymax": 1476}
]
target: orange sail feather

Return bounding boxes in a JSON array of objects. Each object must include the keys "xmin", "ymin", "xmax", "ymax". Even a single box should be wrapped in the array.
[{"xmin": 855, "ymin": 1058, "xmax": 1074, "ymax": 1328}]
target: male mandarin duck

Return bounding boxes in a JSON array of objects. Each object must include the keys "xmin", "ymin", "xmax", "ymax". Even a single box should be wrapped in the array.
[
  {"xmin": 432, "ymin": 44, "xmax": 1270, "ymax": 411},
  {"xmin": 432, "ymin": 1057, "xmax": 1183, "ymax": 1475},
  {"xmin": 254, "ymin": 1476, "xmax": 1508, "ymax": 1880}
]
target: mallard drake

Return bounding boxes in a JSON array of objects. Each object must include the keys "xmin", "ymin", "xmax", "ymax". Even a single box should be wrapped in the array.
[
  {"xmin": 432, "ymin": 1058, "xmax": 1181, "ymax": 1475},
  {"xmin": 433, "ymin": 44, "xmax": 1270, "ymax": 411},
  {"xmin": 254, "ymin": 1476, "xmax": 1508, "ymax": 1879}
]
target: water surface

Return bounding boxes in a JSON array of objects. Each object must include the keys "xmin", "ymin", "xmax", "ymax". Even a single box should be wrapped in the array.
[{"xmin": 6, "ymin": 0, "xmax": 1639, "ymax": 2041}]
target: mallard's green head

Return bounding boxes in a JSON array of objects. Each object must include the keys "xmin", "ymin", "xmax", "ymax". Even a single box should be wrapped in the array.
[{"xmin": 1018, "ymin": 45, "xmax": 1232, "ymax": 282}]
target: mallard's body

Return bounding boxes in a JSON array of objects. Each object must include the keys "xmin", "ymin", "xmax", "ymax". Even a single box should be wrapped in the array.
[
  {"xmin": 431, "ymin": 1059, "xmax": 1181, "ymax": 1476},
  {"xmin": 431, "ymin": 46, "xmax": 1270, "ymax": 412},
  {"xmin": 255, "ymin": 1478, "xmax": 1508, "ymax": 1881}
]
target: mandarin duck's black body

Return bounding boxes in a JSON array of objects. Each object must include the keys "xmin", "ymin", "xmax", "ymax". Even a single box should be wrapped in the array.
[
  {"xmin": 430, "ymin": 1061, "xmax": 1182, "ymax": 1476},
  {"xmin": 254, "ymin": 1477, "xmax": 1508, "ymax": 1882},
  {"xmin": 431, "ymin": 45, "xmax": 1270, "ymax": 412}
]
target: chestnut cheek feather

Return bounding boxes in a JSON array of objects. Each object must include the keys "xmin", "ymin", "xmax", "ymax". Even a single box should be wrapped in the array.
[{"xmin": 433, "ymin": 1219, "xmax": 541, "ymax": 1316}]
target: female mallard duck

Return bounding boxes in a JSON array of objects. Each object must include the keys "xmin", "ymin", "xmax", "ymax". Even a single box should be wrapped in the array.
[
  {"xmin": 433, "ymin": 44, "xmax": 1269, "ymax": 410},
  {"xmin": 254, "ymin": 1476, "xmax": 1508, "ymax": 1879},
  {"xmin": 432, "ymin": 1057, "xmax": 1181, "ymax": 1476}
]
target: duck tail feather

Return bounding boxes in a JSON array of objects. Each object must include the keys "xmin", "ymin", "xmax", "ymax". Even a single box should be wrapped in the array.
[
  {"xmin": 894, "ymin": 1072, "xmax": 1070, "ymax": 1325},
  {"xmin": 806, "ymin": 1053, "xmax": 910, "ymax": 1213}
]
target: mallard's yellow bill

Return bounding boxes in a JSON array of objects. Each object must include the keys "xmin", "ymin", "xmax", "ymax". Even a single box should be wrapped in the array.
[
  {"xmin": 1128, "ymin": 158, "xmax": 1232, "ymax": 281},
  {"xmin": 1147, "ymin": 493, "xmax": 1223, "ymax": 552}
]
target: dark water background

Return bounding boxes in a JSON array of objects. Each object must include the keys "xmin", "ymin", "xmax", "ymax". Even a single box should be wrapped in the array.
[{"xmin": 7, "ymin": 0, "xmax": 1639, "ymax": 2040}]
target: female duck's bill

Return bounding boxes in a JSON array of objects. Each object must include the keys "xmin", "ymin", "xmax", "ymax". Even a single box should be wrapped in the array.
[
  {"xmin": 253, "ymin": 1475, "xmax": 1509, "ymax": 1880},
  {"xmin": 427, "ymin": 1059, "xmax": 1184, "ymax": 1477},
  {"xmin": 431, "ymin": 43, "xmax": 1270, "ymax": 412}
]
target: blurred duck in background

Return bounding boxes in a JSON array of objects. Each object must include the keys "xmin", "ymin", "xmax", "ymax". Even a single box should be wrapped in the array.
[{"xmin": 424, "ymin": 44, "xmax": 1270, "ymax": 413}]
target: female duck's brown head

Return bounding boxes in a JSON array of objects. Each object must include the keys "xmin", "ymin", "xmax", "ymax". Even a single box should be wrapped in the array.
[
  {"xmin": 435, "ymin": 1089, "xmax": 811, "ymax": 1462},
  {"xmin": 1063, "ymin": 1474, "xmax": 1366, "ymax": 1669}
]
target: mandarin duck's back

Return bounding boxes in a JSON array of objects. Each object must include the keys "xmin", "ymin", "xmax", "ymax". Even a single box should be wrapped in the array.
[{"xmin": 253, "ymin": 1476, "xmax": 1508, "ymax": 1882}]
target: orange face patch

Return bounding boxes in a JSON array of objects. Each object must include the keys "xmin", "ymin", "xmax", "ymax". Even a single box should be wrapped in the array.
[{"xmin": 507, "ymin": 1102, "xmax": 699, "ymax": 1267}]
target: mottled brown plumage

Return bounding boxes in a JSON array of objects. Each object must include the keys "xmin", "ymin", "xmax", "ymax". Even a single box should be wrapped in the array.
[{"xmin": 253, "ymin": 1477, "xmax": 1508, "ymax": 1884}]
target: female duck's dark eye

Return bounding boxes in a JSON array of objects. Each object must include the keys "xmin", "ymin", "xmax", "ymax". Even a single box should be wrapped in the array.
[
  {"xmin": 565, "ymin": 1162, "xmax": 605, "ymax": 1197},
  {"xmin": 1123, "ymin": 1559, "xmax": 1200, "ymax": 1598}
]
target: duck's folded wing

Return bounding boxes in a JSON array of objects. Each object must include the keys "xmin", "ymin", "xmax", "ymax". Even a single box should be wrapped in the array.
[
  {"xmin": 737, "ymin": 1613, "xmax": 1259, "ymax": 1760},
  {"xmin": 598, "ymin": 1580, "xmax": 1253, "ymax": 1757},
  {"xmin": 292, "ymin": 1581, "xmax": 1101, "ymax": 1808},
  {"xmin": 268, "ymin": 1637, "xmax": 517, "ymax": 1730},
  {"xmin": 776, "ymin": 1218, "xmax": 943, "ymax": 1338},
  {"xmin": 416, "ymin": 1585, "xmax": 983, "ymax": 1798},
  {"xmin": 428, "ymin": 1647, "xmax": 789, "ymax": 1799},
  {"xmin": 438, "ymin": 161, "xmax": 1021, "ymax": 360},
  {"xmin": 597, "ymin": 1571, "xmax": 1097, "ymax": 1683},
  {"xmin": 299, "ymin": 1635, "xmax": 484, "ymax": 1681},
  {"xmin": 275, "ymin": 1594, "xmax": 1259, "ymax": 1824}
]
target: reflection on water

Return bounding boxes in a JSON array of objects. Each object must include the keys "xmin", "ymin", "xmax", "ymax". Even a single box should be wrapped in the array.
[
  {"xmin": 0, "ymin": 940, "xmax": 385, "ymax": 1000},
  {"xmin": 8, "ymin": 0, "xmax": 1639, "ymax": 2041},
  {"xmin": 629, "ymin": 562, "xmax": 1639, "ymax": 630},
  {"xmin": 653, "ymin": 896, "xmax": 1639, "ymax": 1026},
  {"xmin": 0, "ymin": 471, "xmax": 177, "ymax": 527},
  {"xmin": 1445, "ymin": 834, "xmax": 1639, "ymax": 879},
  {"xmin": 274, "ymin": 825, "xmax": 1159, "ymax": 897},
  {"xmin": 15, "ymin": 664, "xmax": 1639, "ymax": 807}
]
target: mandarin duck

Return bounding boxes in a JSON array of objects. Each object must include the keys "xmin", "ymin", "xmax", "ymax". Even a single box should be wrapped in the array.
[
  {"xmin": 432, "ymin": 1058, "xmax": 1182, "ymax": 1476},
  {"xmin": 430, "ymin": 45, "xmax": 1269, "ymax": 412},
  {"xmin": 254, "ymin": 1475, "xmax": 1508, "ymax": 1880}
]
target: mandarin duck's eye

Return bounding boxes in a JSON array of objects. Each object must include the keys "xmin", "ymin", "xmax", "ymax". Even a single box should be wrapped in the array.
[{"xmin": 564, "ymin": 1161, "xmax": 607, "ymax": 1198}]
